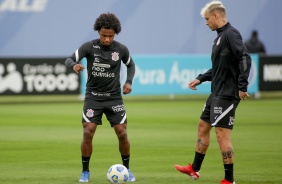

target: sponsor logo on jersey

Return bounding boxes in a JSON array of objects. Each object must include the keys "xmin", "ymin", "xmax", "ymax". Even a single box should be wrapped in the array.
[
  {"xmin": 92, "ymin": 63, "xmax": 110, "ymax": 73},
  {"xmin": 91, "ymin": 92, "xmax": 111, "ymax": 96},
  {"xmin": 92, "ymin": 61, "xmax": 115, "ymax": 78},
  {"xmin": 93, "ymin": 45, "xmax": 100, "ymax": 49},
  {"xmin": 111, "ymin": 52, "xmax": 119, "ymax": 61},
  {"xmin": 92, "ymin": 71, "xmax": 115, "ymax": 78},
  {"xmin": 93, "ymin": 63, "xmax": 110, "ymax": 68},
  {"xmin": 86, "ymin": 109, "xmax": 94, "ymax": 118}
]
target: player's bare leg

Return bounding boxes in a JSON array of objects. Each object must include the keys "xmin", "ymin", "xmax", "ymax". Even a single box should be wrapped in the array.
[
  {"xmin": 79, "ymin": 122, "xmax": 97, "ymax": 182},
  {"xmin": 114, "ymin": 124, "xmax": 130, "ymax": 156},
  {"xmin": 215, "ymin": 127, "xmax": 235, "ymax": 183},
  {"xmin": 114, "ymin": 124, "xmax": 135, "ymax": 182},
  {"xmin": 175, "ymin": 119, "xmax": 212, "ymax": 180},
  {"xmin": 196, "ymin": 119, "xmax": 212, "ymax": 154},
  {"xmin": 82, "ymin": 122, "xmax": 97, "ymax": 156}
]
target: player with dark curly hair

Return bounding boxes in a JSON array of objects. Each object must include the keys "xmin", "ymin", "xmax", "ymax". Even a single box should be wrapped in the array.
[
  {"xmin": 65, "ymin": 13, "xmax": 136, "ymax": 183},
  {"xmin": 94, "ymin": 13, "xmax": 121, "ymax": 34}
]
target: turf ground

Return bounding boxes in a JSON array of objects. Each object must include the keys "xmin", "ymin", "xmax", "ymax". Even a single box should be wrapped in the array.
[{"xmin": 0, "ymin": 97, "xmax": 281, "ymax": 184}]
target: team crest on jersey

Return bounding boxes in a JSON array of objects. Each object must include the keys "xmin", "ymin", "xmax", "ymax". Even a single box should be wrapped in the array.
[
  {"xmin": 86, "ymin": 109, "xmax": 94, "ymax": 118},
  {"xmin": 111, "ymin": 52, "xmax": 119, "ymax": 61}
]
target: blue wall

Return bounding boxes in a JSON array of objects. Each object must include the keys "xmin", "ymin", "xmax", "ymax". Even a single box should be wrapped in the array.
[{"xmin": 0, "ymin": 0, "xmax": 281, "ymax": 57}]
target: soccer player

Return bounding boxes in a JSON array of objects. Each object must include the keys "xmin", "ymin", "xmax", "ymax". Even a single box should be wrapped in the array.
[
  {"xmin": 174, "ymin": 1, "xmax": 252, "ymax": 184},
  {"xmin": 65, "ymin": 13, "xmax": 136, "ymax": 183}
]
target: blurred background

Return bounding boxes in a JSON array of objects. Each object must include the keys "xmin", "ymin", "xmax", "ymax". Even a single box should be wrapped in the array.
[
  {"xmin": 0, "ymin": 0, "xmax": 281, "ymax": 56},
  {"xmin": 0, "ymin": 0, "xmax": 281, "ymax": 99},
  {"xmin": 1, "ymin": 2, "xmax": 282, "ymax": 183}
]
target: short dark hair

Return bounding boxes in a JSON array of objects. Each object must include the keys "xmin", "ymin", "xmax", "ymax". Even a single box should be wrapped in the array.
[{"xmin": 93, "ymin": 13, "xmax": 121, "ymax": 34}]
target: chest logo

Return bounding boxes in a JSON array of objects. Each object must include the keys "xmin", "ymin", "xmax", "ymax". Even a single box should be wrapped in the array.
[{"xmin": 111, "ymin": 52, "xmax": 119, "ymax": 61}]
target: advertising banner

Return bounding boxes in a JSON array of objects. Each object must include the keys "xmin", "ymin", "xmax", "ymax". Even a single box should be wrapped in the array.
[
  {"xmin": 259, "ymin": 56, "xmax": 282, "ymax": 91},
  {"xmin": 80, "ymin": 54, "xmax": 259, "ymax": 96},
  {"xmin": 0, "ymin": 58, "xmax": 79, "ymax": 95},
  {"xmin": 131, "ymin": 55, "xmax": 211, "ymax": 95}
]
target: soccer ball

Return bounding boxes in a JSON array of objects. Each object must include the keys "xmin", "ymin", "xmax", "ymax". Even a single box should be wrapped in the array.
[{"xmin": 107, "ymin": 164, "xmax": 129, "ymax": 183}]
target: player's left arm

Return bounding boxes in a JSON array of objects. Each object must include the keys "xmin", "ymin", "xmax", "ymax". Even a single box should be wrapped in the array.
[
  {"xmin": 228, "ymin": 30, "xmax": 252, "ymax": 98},
  {"xmin": 121, "ymin": 45, "xmax": 135, "ymax": 95},
  {"xmin": 65, "ymin": 42, "xmax": 91, "ymax": 73}
]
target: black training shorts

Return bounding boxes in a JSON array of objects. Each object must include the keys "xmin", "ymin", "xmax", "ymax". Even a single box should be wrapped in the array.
[
  {"xmin": 82, "ymin": 98, "xmax": 127, "ymax": 127},
  {"xmin": 200, "ymin": 94, "xmax": 240, "ymax": 129}
]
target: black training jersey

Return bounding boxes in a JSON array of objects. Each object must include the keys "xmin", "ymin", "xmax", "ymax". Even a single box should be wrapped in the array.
[
  {"xmin": 65, "ymin": 39, "xmax": 135, "ymax": 100},
  {"xmin": 197, "ymin": 22, "xmax": 252, "ymax": 100}
]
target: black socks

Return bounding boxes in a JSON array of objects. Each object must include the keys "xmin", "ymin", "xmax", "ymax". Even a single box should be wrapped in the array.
[
  {"xmin": 224, "ymin": 163, "xmax": 234, "ymax": 182},
  {"xmin": 192, "ymin": 152, "xmax": 205, "ymax": 172},
  {"xmin": 82, "ymin": 156, "xmax": 90, "ymax": 172},
  {"xmin": 121, "ymin": 155, "xmax": 130, "ymax": 169}
]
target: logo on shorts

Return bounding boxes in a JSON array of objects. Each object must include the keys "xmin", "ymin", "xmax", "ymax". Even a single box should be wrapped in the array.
[
  {"xmin": 111, "ymin": 52, "xmax": 119, "ymax": 61},
  {"xmin": 86, "ymin": 109, "xmax": 94, "ymax": 118},
  {"xmin": 112, "ymin": 104, "xmax": 125, "ymax": 112},
  {"xmin": 228, "ymin": 116, "xmax": 235, "ymax": 125},
  {"xmin": 214, "ymin": 106, "xmax": 222, "ymax": 114}
]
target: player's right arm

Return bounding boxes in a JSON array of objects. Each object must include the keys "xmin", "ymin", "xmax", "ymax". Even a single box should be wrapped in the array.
[
  {"xmin": 196, "ymin": 69, "xmax": 212, "ymax": 82},
  {"xmin": 188, "ymin": 79, "xmax": 201, "ymax": 90},
  {"xmin": 188, "ymin": 69, "xmax": 212, "ymax": 90},
  {"xmin": 71, "ymin": 63, "xmax": 85, "ymax": 74},
  {"xmin": 65, "ymin": 42, "xmax": 91, "ymax": 73}
]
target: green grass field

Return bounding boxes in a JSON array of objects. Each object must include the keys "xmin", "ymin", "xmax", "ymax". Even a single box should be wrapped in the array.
[{"xmin": 0, "ymin": 97, "xmax": 281, "ymax": 184}]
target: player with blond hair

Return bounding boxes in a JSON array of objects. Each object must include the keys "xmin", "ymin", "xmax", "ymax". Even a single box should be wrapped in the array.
[{"xmin": 174, "ymin": 1, "xmax": 252, "ymax": 184}]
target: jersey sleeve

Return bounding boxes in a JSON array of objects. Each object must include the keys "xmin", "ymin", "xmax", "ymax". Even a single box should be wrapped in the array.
[
  {"xmin": 120, "ymin": 44, "xmax": 135, "ymax": 85},
  {"xmin": 238, "ymin": 51, "xmax": 251, "ymax": 92},
  {"xmin": 65, "ymin": 41, "xmax": 92, "ymax": 68},
  {"xmin": 196, "ymin": 69, "xmax": 212, "ymax": 83},
  {"xmin": 227, "ymin": 30, "xmax": 252, "ymax": 92}
]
